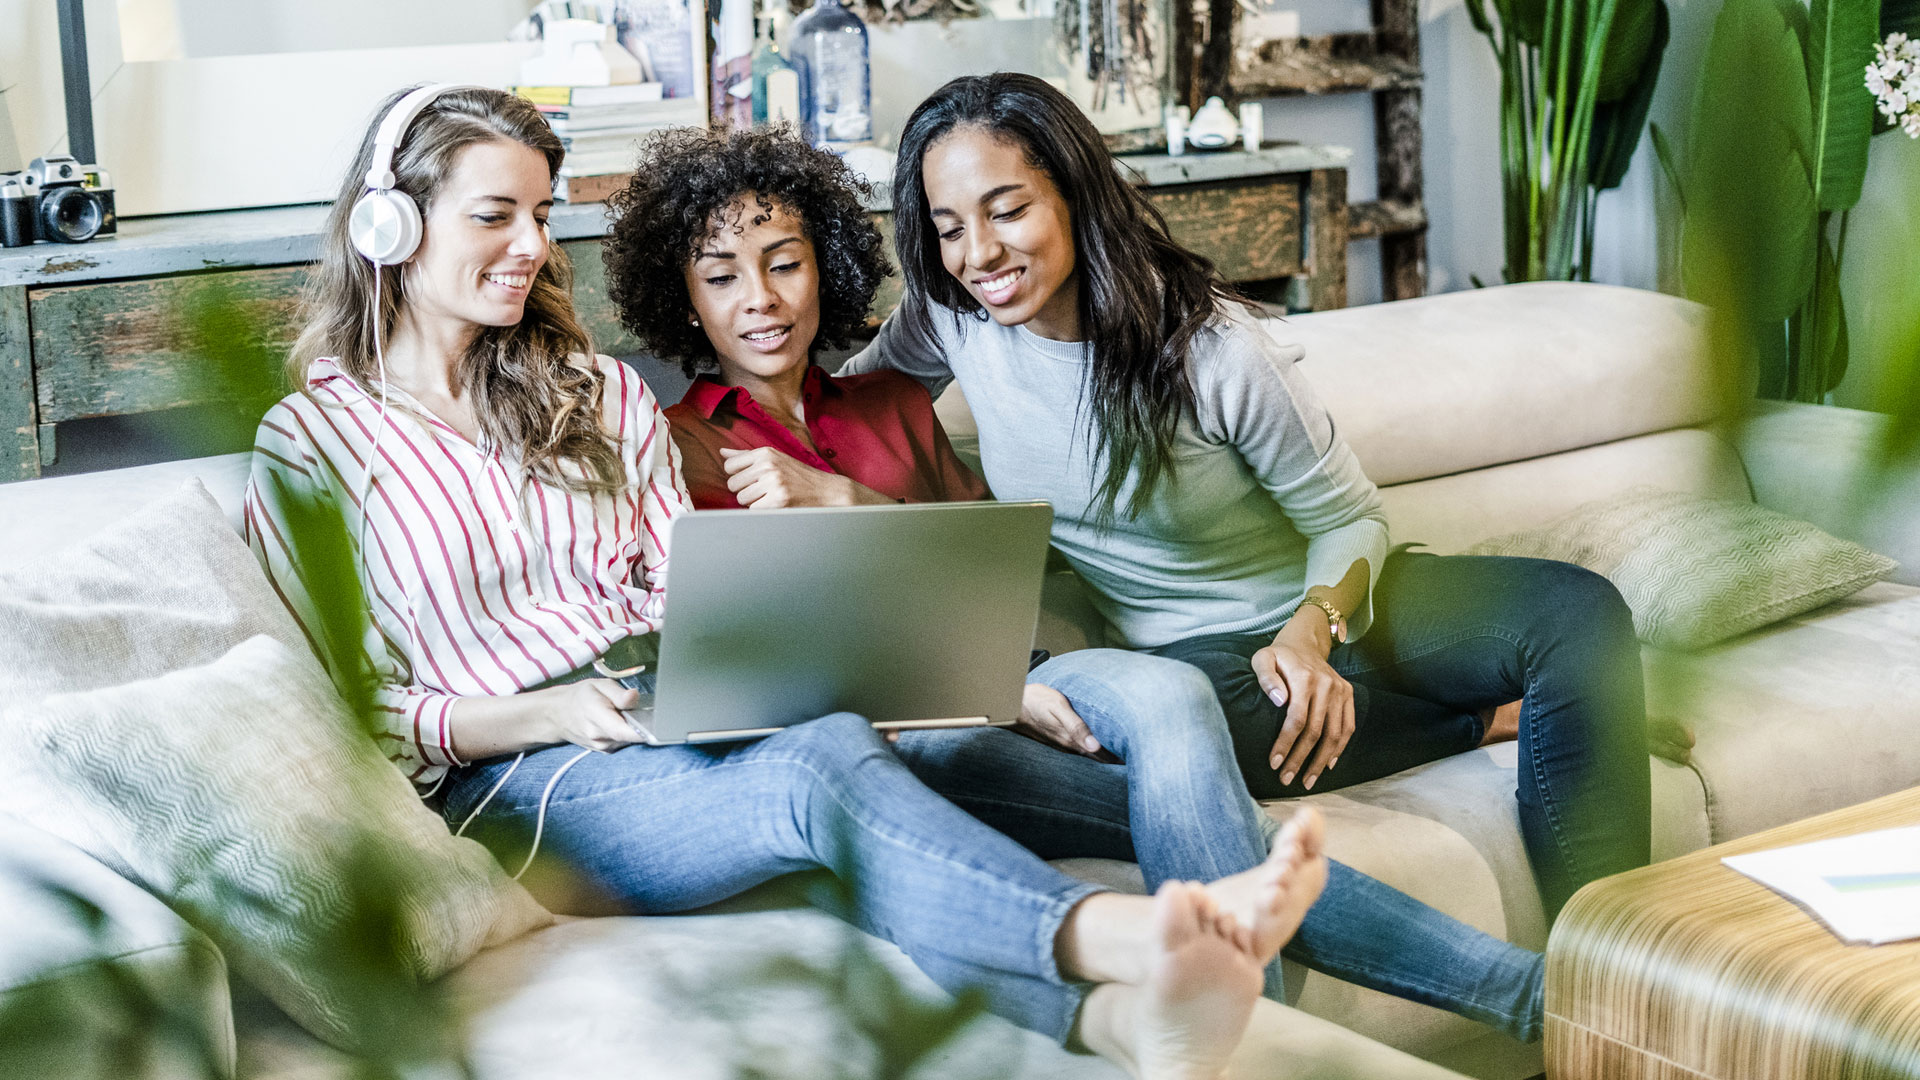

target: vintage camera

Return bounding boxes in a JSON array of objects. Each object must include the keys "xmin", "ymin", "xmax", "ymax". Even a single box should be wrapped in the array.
[{"xmin": 0, "ymin": 156, "xmax": 117, "ymax": 247}]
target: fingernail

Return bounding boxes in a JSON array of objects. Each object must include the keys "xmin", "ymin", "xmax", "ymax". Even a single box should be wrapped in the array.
[
  {"xmin": 1280, "ymin": 770, "xmax": 1295, "ymax": 786},
  {"xmin": 1269, "ymin": 691, "xmax": 1287, "ymax": 706},
  {"xmin": 1329, "ymin": 757, "xmax": 1338, "ymax": 770},
  {"xmin": 1269, "ymin": 756, "xmax": 1282, "ymax": 770},
  {"xmin": 1304, "ymin": 773, "xmax": 1317, "ymax": 791},
  {"xmin": 1083, "ymin": 736, "xmax": 1100, "ymax": 751}
]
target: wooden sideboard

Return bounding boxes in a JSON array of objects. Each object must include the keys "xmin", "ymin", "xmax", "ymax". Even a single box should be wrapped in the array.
[{"xmin": 0, "ymin": 145, "xmax": 1350, "ymax": 484}]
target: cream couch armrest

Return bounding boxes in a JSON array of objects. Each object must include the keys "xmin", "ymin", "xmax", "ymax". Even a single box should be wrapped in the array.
[
  {"xmin": 1734, "ymin": 401, "xmax": 1920, "ymax": 586},
  {"xmin": 0, "ymin": 815, "xmax": 236, "ymax": 1079}
]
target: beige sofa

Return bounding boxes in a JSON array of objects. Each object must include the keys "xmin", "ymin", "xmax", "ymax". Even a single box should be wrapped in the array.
[{"xmin": 2, "ymin": 282, "xmax": 1916, "ymax": 1080}]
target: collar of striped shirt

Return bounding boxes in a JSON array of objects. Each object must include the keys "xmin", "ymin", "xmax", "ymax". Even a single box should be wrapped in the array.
[{"xmin": 242, "ymin": 354, "xmax": 692, "ymax": 787}]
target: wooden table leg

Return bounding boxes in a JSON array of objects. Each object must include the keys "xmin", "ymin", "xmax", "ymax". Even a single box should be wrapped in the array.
[
  {"xmin": 1307, "ymin": 168, "xmax": 1349, "ymax": 313},
  {"xmin": 0, "ymin": 285, "xmax": 42, "ymax": 482}
]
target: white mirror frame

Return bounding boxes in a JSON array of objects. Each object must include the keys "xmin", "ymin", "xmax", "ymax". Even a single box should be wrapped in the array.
[{"xmin": 12, "ymin": 0, "xmax": 708, "ymax": 217}]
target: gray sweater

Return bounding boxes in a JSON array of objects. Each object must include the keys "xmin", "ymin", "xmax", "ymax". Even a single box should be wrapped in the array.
[{"xmin": 844, "ymin": 303, "xmax": 1389, "ymax": 649}]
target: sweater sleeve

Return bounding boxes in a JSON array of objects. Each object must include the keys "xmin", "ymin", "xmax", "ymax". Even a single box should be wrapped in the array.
[
  {"xmin": 841, "ymin": 309, "xmax": 956, "ymax": 397},
  {"xmin": 1196, "ymin": 320, "xmax": 1391, "ymax": 640}
]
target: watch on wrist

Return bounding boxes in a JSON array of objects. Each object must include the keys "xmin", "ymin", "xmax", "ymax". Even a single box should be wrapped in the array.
[{"xmin": 1296, "ymin": 595, "xmax": 1349, "ymax": 644}]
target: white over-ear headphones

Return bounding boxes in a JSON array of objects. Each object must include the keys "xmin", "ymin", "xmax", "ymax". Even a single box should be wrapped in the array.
[{"xmin": 348, "ymin": 83, "xmax": 488, "ymax": 266}]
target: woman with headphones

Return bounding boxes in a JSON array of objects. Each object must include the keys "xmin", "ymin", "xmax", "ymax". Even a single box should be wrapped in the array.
[{"xmin": 241, "ymin": 85, "xmax": 1330, "ymax": 1078}]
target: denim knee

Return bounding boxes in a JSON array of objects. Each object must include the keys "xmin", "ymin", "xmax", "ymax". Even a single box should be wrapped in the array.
[
  {"xmin": 767, "ymin": 712, "xmax": 889, "ymax": 771},
  {"xmin": 1516, "ymin": 559, "xmax": 1636, "ymax": 655},
  {"xmin": 1098, "ymin": 652, "xmax": 1219, "ymax": 713}
]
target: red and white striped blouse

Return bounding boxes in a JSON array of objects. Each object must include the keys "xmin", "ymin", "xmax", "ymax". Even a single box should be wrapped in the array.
[{"xmin": 243, "ymin": 355, "xmax": 690, "ymax": 788}]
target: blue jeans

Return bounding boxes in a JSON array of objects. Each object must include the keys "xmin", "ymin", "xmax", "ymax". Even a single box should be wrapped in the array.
[
  {"xmin": 1151, "ymin": 551, "xmax": 1652, "ymax": 918},
  {"xmin": 441, "ymin": 710, "xmax": 1103, "ymax": 1041},
  {"xmin": 442, "ymin": 648, "xmax": 1545, "ymax": 1043},
  {"xmin": 897, "ymin": 648, "xmax": 1543, "ymax": 1041}
]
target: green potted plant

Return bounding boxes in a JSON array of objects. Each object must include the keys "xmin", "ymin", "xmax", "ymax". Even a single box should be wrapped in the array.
[{"xmin": 1465, "ymin": 0, "xmax": 1672, "ymax": 282}]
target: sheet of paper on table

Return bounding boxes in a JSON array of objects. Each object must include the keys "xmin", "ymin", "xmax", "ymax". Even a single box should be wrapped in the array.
[{"xmin": 1723, "ymin": 825, "xmax": 1920, "ymax": 945}]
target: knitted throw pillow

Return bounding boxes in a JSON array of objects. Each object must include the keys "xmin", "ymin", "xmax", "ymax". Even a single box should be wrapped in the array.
[
  {"xmin": 1466, "ymin": 487, "xmax": 1898, "ymax": 650},
  {"xmin": 7, "ymin": 635, "xmax": 552, "ymax": 1048}
]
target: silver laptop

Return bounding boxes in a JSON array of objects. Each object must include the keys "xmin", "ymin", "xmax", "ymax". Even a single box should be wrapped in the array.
[{"xmin": 626, "ymin": 500, "xmax": 1054, "ymax": 744}]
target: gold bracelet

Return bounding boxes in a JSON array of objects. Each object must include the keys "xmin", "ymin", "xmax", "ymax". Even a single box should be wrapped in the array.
[{"xmin": 1295, "ymin": 595, "xmax": 1349, "ymax": 644}]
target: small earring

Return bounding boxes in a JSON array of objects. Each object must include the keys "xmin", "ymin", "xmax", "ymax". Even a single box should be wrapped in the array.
[{"xmin": 691, "ymin": 317, "xmax": 701, "ymax": 327}]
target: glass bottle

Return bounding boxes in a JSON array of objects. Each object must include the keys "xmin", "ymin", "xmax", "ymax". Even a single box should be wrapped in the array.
[
  {"xmin": 786, "ymin": 0, "xmax": 871, "ymax": 150},
  {"xmin": 751, "ymin": 0, "xmax": 801, "ymax": 127}
]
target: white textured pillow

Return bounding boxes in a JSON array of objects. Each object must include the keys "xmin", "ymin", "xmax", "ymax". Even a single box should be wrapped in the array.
[
  {"xmin": 1467, "ymin": 487, "xmax": 1899, "ymax": 649},
  {"xmin": 0, "ymin": 480, "xmax": 310, "ymax": 871},
  {"xmin": 6, "ymin": 635, "xmax": 552, "ymax": 1047}
]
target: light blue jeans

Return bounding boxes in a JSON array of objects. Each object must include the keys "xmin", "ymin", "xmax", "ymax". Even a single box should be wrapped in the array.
[{"xmin": 440, "ymin": 648, "xmax": 1543, "ymax": 1043}]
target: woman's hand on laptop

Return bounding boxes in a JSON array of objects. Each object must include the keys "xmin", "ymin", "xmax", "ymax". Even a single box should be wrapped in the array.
[
  {"xmin": 449, "ymin": 679, "xmax": 646, "ymax": 760},
  {"xmin": 1015, "ymin": 684, "xmax": 1106, "ymax": 757},
  {"xmin": 539, "ymin": 679, "xmax": 648, "ymax": 753},
  {"xmin": 720, "ymin": 446, "xmax": 895, "ymax": 508}
]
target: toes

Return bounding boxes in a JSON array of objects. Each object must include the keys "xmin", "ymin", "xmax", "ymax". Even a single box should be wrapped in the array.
[
  {"xmin": 1153, "ymin": 881, "xmax": 1195, "ymax": 944},
  {"xmin": 1291, "ymin": 807, "xmax": 1326, "ymax": 858}
]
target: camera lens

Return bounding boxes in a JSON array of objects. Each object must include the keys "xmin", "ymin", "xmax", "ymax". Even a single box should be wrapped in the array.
[{"xmin": 40, "ymin": 187, "xmax": 103, "ymax": 243}]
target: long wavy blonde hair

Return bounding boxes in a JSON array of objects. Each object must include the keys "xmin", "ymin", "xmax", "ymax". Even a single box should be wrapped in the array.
[{"xmin": 291, "ymin": 86, "xmax": 624, "ymax": 495}]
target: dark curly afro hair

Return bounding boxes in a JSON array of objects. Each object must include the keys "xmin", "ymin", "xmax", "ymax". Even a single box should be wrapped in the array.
[{"xmin": 603, "ymin": 125, "xmax": 891, "ymax": 378}]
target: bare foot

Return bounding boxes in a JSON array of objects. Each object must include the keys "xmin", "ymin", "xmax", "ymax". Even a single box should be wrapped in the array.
[
  {"xmin": 1203, "ymin": 806, "xmax": 1329, "ymax": 962},
  {"xmin": 1130, "ymin": 882, "xmax": 1264, "ymax": 1080},
  {"xmin": 1478, "ymin": 699, "xmax": 1522, "ymax": 747}
]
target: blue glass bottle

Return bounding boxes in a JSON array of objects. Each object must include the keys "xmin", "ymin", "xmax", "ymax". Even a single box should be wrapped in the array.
[{"xmin": 786, "ymin": 0, "xmax": 871, "ymax": 150}]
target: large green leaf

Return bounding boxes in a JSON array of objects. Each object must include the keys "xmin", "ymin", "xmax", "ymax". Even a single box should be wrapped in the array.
[
  {"xmin": 1681, "ymin": 0, "xmax": 1817, "ymax": 324},
  {"xmin": 1596, "ymin": 0, "xmax": 1660, "ymax": 100},
  {"xmin": 1807, "ymin": 0, "xmax": 1880, "ymax": 210},
  {"xmin": 1591, "ymin": 0, "xmax": 1670, "ymax": 188}
]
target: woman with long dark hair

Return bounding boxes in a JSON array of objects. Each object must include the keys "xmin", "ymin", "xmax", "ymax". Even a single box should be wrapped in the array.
[
  {"xmin": 243, "ymin": 85, "xmax": 1330, "ymax": 1080},
  {"xmin": 848, "ymin": 72, "xmax": 1651, "ymax": 923}
]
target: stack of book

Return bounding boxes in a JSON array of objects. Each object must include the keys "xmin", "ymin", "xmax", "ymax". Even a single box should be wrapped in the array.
[{"xmin": 513, "ymin": 83, "xmax": 705, "ymax": 202}]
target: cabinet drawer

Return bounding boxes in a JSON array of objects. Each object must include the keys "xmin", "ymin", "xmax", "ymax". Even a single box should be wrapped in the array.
[
  {"xmin": 30, "ymin": 266, "xmax": 308, "ymax": 423},
  {"xmin": 1145, "ymin": 177, "xmax": 1305, "ymax": 283},
  {"xmin": 30, "ymin": 240, "xmax": 638, "ymax": 423}
]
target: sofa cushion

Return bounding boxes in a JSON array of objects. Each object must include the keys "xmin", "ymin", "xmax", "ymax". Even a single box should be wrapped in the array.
[
  {"xmin": 1645, "ymin": 581, "xmax": 1920, "ymax": 844},
  {"xmin": 0, "ymin": 479, "xmax": 309, "ymax": 874},
  {"xmin": 1466, "ymin": 487, "xmax": 1897, "ymax": 649},
  {"xmin": 7, "ymin": 635, "xmax": 552, "ymax": 1050},
  {"xmin": 1377, "ymin": 427, "xmax": 1752, "ymax": 555},
  {"xmin": 0, "ymin": 453, "xmax": 251, "ymax": 566},
  {"xmin": 436, "ymin": 910, "xmax": 1470, "ymax": 1080},
  {"xmin": 1273, "ymin": 283, "xmax": 1727, "ymax": 487},
  {"xmin": 1737, "ymin": 401, "xmax": 1920, "ymax": 588},
  {"xmin": 1245, "ymin": 745, "xmax": 1704, "ymax": 1065},
  {"xmin": 0, "ymin": 815, "xmax": 235, "ymax": 1079}
]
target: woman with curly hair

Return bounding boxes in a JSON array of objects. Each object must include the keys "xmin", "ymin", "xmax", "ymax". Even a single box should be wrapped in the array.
[
  {"xmin": 246, "ymin": 86, "xmax": 1334, "ymax": 1080},
  {"xmin": 602, "ymin": 123, "xmax": 1552, "ymax": 1045}
]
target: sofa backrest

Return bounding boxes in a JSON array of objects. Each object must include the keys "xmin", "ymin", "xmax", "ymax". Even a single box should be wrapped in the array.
[
  {"xmin": 2, "ymin": 284, "xmax": 1741, "ymax": 563},
  {"xmin": 0, "ymin": 454, "xmax": 251, "ymax": 566},
  {"xmin": 1274, "ymin": 282, "xmax": 1728, "ymax": 485}
]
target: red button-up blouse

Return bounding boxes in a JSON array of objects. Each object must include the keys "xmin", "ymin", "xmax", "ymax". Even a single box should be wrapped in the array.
[{"xmin": 664, "ymin": 364, "xmax": 989, "ymax": 511}]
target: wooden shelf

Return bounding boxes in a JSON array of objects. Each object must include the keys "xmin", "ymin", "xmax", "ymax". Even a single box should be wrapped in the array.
[{"xmin": 1226, "ymin": 34, "xmax": 1423, "ymax": 99}]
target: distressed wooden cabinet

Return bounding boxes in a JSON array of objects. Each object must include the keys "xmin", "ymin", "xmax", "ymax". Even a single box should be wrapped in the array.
[{"xmin": 0, "ymin": 145, "xmax": 1348, "ymax": 483}]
